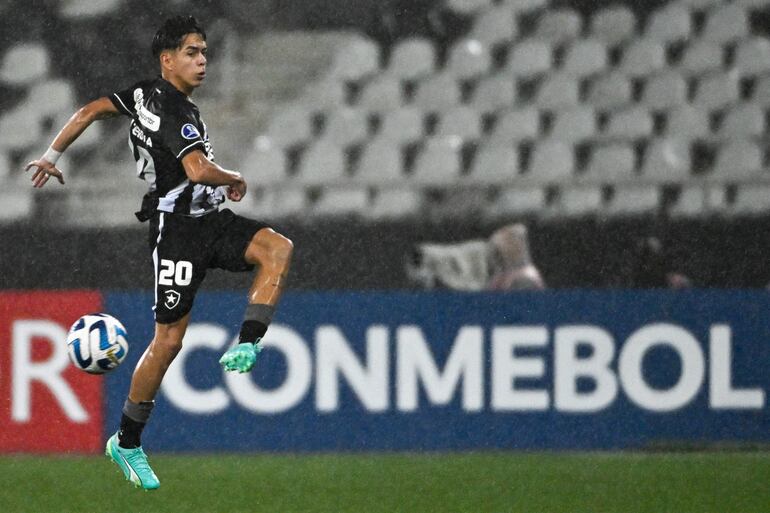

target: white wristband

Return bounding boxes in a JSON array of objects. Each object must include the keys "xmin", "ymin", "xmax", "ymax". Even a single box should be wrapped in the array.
[{"xmin": 42, "ymin": 146, "xmax": 62, "ymax": 165}]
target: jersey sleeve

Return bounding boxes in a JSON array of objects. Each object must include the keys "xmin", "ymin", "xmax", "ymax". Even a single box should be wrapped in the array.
[
  {"xmin": 109, "ymin": 83, "xmax": 139, "ymax": 117},
  {"xmin": 160, "ymin": 105, "xmax": 206, "ymax": 161}
]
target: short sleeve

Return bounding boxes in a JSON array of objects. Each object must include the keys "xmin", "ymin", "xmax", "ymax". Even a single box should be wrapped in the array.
[
  {"xmin": 160, "ymin": 106, "xmax": 206, "ymax": 161},
  {"xmin": 110, "ymin": 83, "xmax": 140, "ymax": 117}
]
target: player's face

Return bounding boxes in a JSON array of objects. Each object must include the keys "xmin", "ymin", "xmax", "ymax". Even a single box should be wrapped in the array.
[{"xmin": 164, "ymin": 33, "xmax": 207, "ymax": 94}]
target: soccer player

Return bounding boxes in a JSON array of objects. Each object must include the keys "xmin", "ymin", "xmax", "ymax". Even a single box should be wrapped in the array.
[{"xmin": 24, "ymin": 16, "xmax": 293, "ymax": 490}]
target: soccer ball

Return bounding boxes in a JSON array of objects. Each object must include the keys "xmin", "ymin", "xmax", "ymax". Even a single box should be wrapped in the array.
[{"xmin": 66, "ymin": 313, "xmax": 129, "ymax": 374}]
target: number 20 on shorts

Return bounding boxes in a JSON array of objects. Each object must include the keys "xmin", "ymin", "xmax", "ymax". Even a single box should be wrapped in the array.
[{"xmin": 158, "ymin": 259, "xmax": 193, "ymax": 286}]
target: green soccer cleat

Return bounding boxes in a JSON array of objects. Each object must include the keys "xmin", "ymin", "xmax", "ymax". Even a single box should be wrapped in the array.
[
  {"xmin": 105, "ymin": 432, "xmax": 160, "ymax": 490},
  {"xmin": 219, "ymin": 341, "xmax": 261, "ymax": 373}
]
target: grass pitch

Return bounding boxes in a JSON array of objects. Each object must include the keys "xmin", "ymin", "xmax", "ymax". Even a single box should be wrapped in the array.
[{"xmin": 0, "ymin": 451, "xmax": 767, "ymax": 513}]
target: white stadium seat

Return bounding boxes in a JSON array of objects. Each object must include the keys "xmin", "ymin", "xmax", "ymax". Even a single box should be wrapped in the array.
[{"xmin": 0, "ymin": 43, "xmax": 49, "ymax": 85}]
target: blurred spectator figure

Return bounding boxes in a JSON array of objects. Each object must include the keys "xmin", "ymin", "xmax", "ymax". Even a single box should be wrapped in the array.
[
  {"xmin": 406, "ymin": 223, "xmax": 545, "ymax": 291},
  {"xmin": 628, "ymin": 236, "xmax": 692, "ymax": 289},
  {"xmin": 487, "ymin": 223, "xmax": 546, "ymax": 291}
]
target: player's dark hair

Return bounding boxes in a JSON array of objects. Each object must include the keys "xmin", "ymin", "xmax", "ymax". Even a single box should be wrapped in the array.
[{"xmin": 151, "ymin": 16, "xmax": 206, "ymax": 58}]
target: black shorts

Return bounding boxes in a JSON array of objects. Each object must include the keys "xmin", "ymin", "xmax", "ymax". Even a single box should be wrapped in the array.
[{"xmin": 148, "ymin": 208, "xmax": 270, "ymax": 323}]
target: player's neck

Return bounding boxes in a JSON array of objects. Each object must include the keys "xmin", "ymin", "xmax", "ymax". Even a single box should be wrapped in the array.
[{"xmin": 161, "ymin": 73, "xmax": 195, "ymax": 97}]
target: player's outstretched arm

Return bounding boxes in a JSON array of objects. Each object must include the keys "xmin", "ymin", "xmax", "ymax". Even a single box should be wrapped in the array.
[
  {"xmin": 181, "ymin": 150, "xmax": 247, "ymax": 201},
  {"xmin": 25, "ymin": 97, "xmax": 120, "ymax": 188}
]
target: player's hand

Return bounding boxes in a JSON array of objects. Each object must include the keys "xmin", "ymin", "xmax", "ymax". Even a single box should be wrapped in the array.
[
  {"xmin": 25, "ymin": 159, "xmax": 65, "ymax": 188},
  {"xmin": 227, "ymin": 175, "xmax": 246, "ymax": 202}
]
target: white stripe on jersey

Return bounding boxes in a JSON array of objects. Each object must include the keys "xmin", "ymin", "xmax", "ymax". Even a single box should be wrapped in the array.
[
  {"xmin": 113, "ymin": 93, "xmax": 131, "ymax": 115},
  {"xmin": 176, "ymin": 140, "xmax": 205, "ymax": 160},
  {"xmin": 157, "ymin": 180, "xmax": 191, "ymax": 212},
  {"xmin": 152, "ymin": 212, "xmax": 165, "ymax": 313}
]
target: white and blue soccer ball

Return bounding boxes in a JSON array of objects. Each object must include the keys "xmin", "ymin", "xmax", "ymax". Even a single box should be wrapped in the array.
[{"xmin": 66, "ymin": 313, "xmax": 129, "ymax": 374}]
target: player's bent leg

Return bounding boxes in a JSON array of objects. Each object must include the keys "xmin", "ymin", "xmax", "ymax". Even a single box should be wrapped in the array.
[
  {"xmin": 220, "ymin": 228, "xmax": 293, "ymax": 373},
  {"xmin": 106, "ymin": 432, "xmax": 160, "ymax": 490},
  {"xmin": 243, "ymin": 228, "xmax": 294, "ymax": 305}
]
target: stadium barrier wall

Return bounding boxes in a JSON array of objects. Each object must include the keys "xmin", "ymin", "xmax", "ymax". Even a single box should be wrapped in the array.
[{"xmin": 1, "ymin": 290, "xmax": 769, "ymax": 453}]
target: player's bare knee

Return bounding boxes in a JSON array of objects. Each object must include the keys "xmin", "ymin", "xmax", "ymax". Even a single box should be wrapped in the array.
[
  {"xmin": 270, "ymin": 233, "xmax": 293, "ymax": 269},
  {"xmin": 247, "ymin": 230, "xmax": 293, "ymax": 269}
]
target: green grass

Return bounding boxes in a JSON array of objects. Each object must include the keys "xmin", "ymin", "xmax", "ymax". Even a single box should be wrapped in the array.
[{"xmin": 0, "ymin": 452, "xmax": 768, "ymax": 513}]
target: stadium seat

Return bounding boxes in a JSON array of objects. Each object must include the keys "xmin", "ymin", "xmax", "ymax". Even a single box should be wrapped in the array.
[
  {"xmin": 435, "ymin": 106, "xmax": 482, "ymax": 141},
  {"xmin": 0, "ymin": 151, "xmax": 9, "ymax": 181},
  {"xmin": 312, "ymin": 185, "xmax": 369, "ymax": 218},
  {"xmin": 485, "ymin": 186, "xmax": 546, "ymax": 218},
  {"xmin": 241, "ymin": 139, "xmax": 288, "ymax": 185},
  {"xmin": 265, "ymin": 105, "xmax": 313, "ymax": 148},
  {"xmin": 250, "ymin": 186, "xmax": 308, "ymax": 220},
  {"xmin": 702, "ymin": 4, "xmax": 749, "ymax": 44},
  {"xmin": 619, "ymin": 39, "xmax": 666, "ymax": 77},
  {"xmin": 729, "ymin": 184, "xmax": 770, "ymax": 216},
  {"xmin": 734, "ymin": 37, "xmax": 770, "ymax": 77},
  {"xmin": 679, "ymin": 39, "xmax": 724, "ymax": 76},
  {"xmin": 446, "ymin": 0, "xmax": 491, "ymax": 15},
  {"xmin": 26, "ymin": 79, "xmax": 76, "ymax": 118},
  {"xmin": 507, "ymin": 39, "xmax": 552, "ymax": 78},
  {"xmin": 606, "ymin": 185, "xmax": 660, "ymax": 217},
  {"xmin": 471, "ymin": 73, "xmax": 516, "ymax": 113},
  {"xmin": 0, "ymin": 43, "xmax": 49, "ymax": 86},
  {"xmin": 640, "ymin": 138, "xmax": 692, "ymax": 183},
  {"xmin": 59, "ymin": 0, "xmax": 122, "ymax": 18},
  {"xmin": 672, "ymin": 184, "xmax": 727, "ymax": 217},
  {"xmin": 548, "ymin": 106, "xmax": 597, "ymax": 143},
  {"xmin": 732, "ymin": 0, "xmax": 770, "ymax": 7},
  {"xmin": 468, "ymin": 5, "xmax": 518, "ymax": 47},
  {"xmin": 562, "ymin": 39, "xmax": 608, "ymax": 77},
  {"xmin": 0, "ymin": 185, "xmax": 33, "ymax": 222},
  {"xmin": 693, "ymin": 71, "xmax": 740, "ymax": 110},
  {"xmin": 590, "ymin": 5, "xmax": 637, "ymax": 45},
  {"xmin": 330, "ymin": 35, "xmax": 380, "ymax": 82},
  {"xmin": 0, "ymin": 107, "xmax": 42, "ymax": 151},
  {"xmin": 665, "ymin": 106, "xmax": 710, "ymax": 140},
  {"xmin": 412, "ymin": 73, "xmax": 461, "ymax": 110},
  {"xmin": 388, "ymin": 38, "xmax": 436, "ymax": 80},
  {"xmin": 751, "ymin": 74, "xmax": 770, "ymax": 106},
  {"xmin": 534, "ymin": 72, "xmax": 579, "ymax": 109},
  {"xmin": 548, "ymin": 185, "xmax": 603, "ymax": 218},
  {"xmin": 668, "ymin": 185, "xmax": 707, "ymax": 218},
  {"xmin": 489, "ymin": 107, "xmax": 541, "ymax": 143},
  {"xmin": 534, "ymin": 8, "xmax": 582, "ymax": 44},
  {"xmin": 603, "ymin": 106, "xmax": 653, "ymax": 141},
  {"xmin": 641, "ymin": 69, "xmax": 688, "ymax": 109},
  {"xmin": 355, "ymin": 137, "xmax": 404, "ymax": 185},
  {"xmin": 468, "ymin": 143, "xmax": 519, "ymax": 184},
  {"xmin": 583, "ymin": 143, "xmax": 636, "ymax": 183},
  {"xmin": 585, "ymin": 71, "xmax": 632, "ymax": 109},
  {"xmin": 364, "ymin": 186, "xmax": 422, "ymax": 219},
  {"xmin": 499, "ymin": 0, "xmax": 548, "ymax": 12},
  {"xmin": 717, "ymin": 103, "xmax": 765, "ymax": 140},
  {"xmin": 710, "ymin": 140, "xmax": 762, "ymax": 180},
  {"xmin": 676, "ymin": 0, "xmax": 725, "ymax": 8},
  {"xmin": 376, "ymin": 107, "xmax": 425, "ymax": 145},
  {"xmin": 357, "ymin": 74, "xmax": 403, "ymax": 111},
  {"xmin": 527, "ymin": 139, "xmax": 574, "ymax": 183},
  {"xmin": 411, "ymin": 136, "xmax": 463, "ymax": 185},
  {"xmin": 301, "ymin": 78, "xmax": 345, "ymax": 109},
  {"xmin": 445, "ymin": 39, "xmax": 492, "ymax": 80},
  {"xmin": 319, "ymin": 107, "xmax": 369, "ymax": 147},
  {"xmin": 644, "ymin": 3, "xmax": 692, "ymax": 43},
  {"xmin": 295, "ymin": 141, "xmax": 346, "ymax": 185}
]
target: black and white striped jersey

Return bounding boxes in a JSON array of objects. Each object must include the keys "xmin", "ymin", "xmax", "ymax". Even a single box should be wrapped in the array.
[{"xmin": 110, "ymin": 77, "xmax": 226, "ymax": 219}]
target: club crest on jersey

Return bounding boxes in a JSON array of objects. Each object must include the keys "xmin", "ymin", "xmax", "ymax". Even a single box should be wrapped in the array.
[
  {"xmin": 181, "ymin": 123, "xmax": 200, "ymax": 140},
  {"xmin": 164, "ymin": 289, "xmax": 181, "ymax": 310}
]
